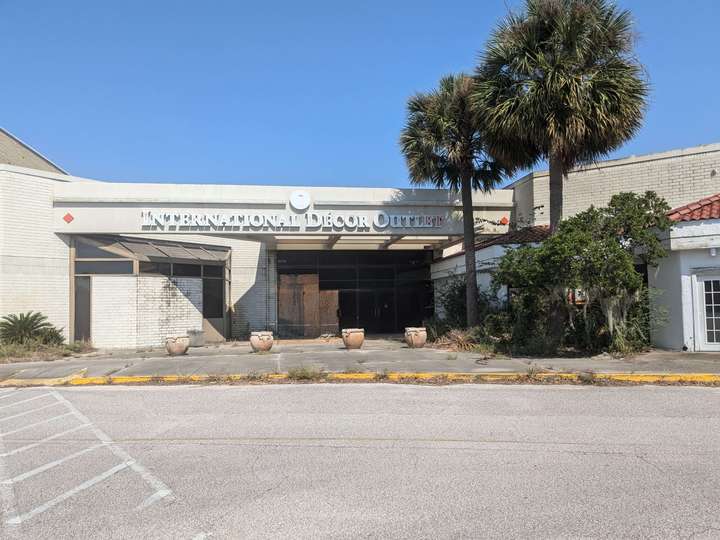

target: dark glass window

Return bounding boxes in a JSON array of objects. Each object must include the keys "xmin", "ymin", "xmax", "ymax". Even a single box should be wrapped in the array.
[
  {"xmin": 75, "ymin": 261, "xmax": 133, "ymax": 274},
  {"xmin": 203, "ymin": 265, "xmax": 223, "ymax": 278},
  {"xmin": 74, "ymin": 276, "xmax": 91, "ymax": 342},
  {"xmin": 76, "ymin": 238, "xmax": 124, "ymax": 258},
  {"xmin": 139, "ymin": 262, "xmax": 171, "ymax": 275},
  {"xmin": 203, "ymin": 279, "xmax": 224, "ymax": 318},
  {"xmin": 173, "ymin": 264, "xmax": 201, "ymax": 277}
]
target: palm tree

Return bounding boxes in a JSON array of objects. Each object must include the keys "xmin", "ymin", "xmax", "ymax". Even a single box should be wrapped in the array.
[
  {"xmin": 400, "ymin": 74, "xmax": 507, "ymax": 327},
  {"xmin": 475, "ymin": 0, "xmax": 649, "ymax": 232}
]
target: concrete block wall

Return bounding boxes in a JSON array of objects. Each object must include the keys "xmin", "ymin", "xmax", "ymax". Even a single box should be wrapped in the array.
[
  {"xmin": 0, "ymin": 169, "xmax": 72, "ymax": 338},
  {"xmin": 513, "ymin": 144, "xmax": 720, "ymax": 226},
  {"xmin": 90, "ymin": 275, "xmax": 203, "ymax": 349},
  {"xmin": 91, "ymin": 276, "xmax": 138, "ymax": 349},
  {"xmin": 127, "ymin": 233, "xmax": 277, "ymax": 338},
  {"xmin": 231, "ymin": 244, "xmax": 277, "ymax": 337},
  {"xmin": 136, "ymin": 276, "xmax": 202, "ymax": 348}
]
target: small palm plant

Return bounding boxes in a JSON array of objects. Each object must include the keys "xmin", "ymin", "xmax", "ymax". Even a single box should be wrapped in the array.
[{"xmin": 0, "ymin": 311, "xmax": 64, "ymax": 345}]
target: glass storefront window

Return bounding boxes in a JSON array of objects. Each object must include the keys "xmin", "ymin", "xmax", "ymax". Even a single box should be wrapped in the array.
[
  {"xmin": 203, "ymin": 265, "xmax": 223, "ymax": 278},
  {"xmin": 203, "ymin": 278, "xmax": 224, "ymax": 318},
  {"xmin": 173, "ymin": 264, "xmax": 202, "ymax": 277},
  {"xmin": 139, "ymin": 262, "xmax": 171, "ymax": 275},
  {"xmin": 75, "ymin": 261, "xmax": 133, "ymax": 274},
  {"xmin": 75, "ymin": 238, "xmax": 125, "ymax": 258}
]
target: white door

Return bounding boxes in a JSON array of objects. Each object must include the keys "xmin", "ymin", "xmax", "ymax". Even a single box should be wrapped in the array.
[{"xmin": 697, "ymin": 276, "xmax": 720, "ymax": 351}]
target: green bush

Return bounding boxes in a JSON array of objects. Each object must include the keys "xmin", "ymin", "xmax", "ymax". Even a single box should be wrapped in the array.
[
  {"xmin": 436, "ymin": 274, "xmax": 495, "ymax": 328},
  {"xmin": 0, "ymin": 312, "xmax": 65, "ymax": 345},
  {"xmin": 423, "ymin": 316, "xmax": 450, "ymax": 342},
  {"xmin": 492, "ymin": 192, "xmax": 672, "ymax": 355}
]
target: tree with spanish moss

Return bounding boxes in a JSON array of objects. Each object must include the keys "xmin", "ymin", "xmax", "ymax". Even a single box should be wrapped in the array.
[
  {"xmin": 400, "ymin": 74, "xmax": 508, "ymax": 326},
  {"xmin": 475, "ymin": 0, "xmax": 649, "ymax": 232}
]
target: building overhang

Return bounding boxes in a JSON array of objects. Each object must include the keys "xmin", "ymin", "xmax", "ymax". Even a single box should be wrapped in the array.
[{"xmin": 50, "ymin": 177, "xmax": 515, "ymax": 247}]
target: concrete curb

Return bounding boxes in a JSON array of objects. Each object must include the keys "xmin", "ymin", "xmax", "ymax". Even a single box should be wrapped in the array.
[
  {"xmin": 1, "ymin": 371, "xmax": 720, "ymax": 387},
  {"xmin": 0, "ymin": 369, "xmax": 87, "ymax": 387}
]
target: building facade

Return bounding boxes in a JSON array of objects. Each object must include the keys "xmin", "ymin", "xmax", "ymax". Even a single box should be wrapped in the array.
[
  {"xmin": 509, "ymin": 143, "xmax": 720, "ymax": 227},
  {"xmin": 1, "ymin": 135, "xmax": 719, "ymax": 350},
  {"xmin": 0, "ymin": 163, "xmax": 512, "ymax": 348}
]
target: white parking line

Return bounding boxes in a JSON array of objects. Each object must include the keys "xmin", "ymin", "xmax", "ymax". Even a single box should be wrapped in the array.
[
  {"xmin": 0, "ymin": 422, "xmax": 18, "ymax": 532},
  {"xmin": 2, "ymin": 443, "xmax": 106, "ymax": 485},
  {"xmin": 137, "ymin": 488, "xmax": 173, "ymax": 510},
  {"xmin": 0, "ymin": 393, "xmax": 52, "ymax": 410},
  {"xmin": 0, "ymin": 424, "xmax": 91, "ymax": 458},
  {"xmin": 6, "ymin": 460, "xmax": 133, "ymax": 525},
  {"xmin": 51, "ymin": 391, "xmax": 174, "ymax": 508},
  {"xmin": 0, "ymin": 401, "xmax": 62, "ymax": 423},
  {"xmin": 0, "ymin": 390, "xmax": 17, "ymax": 399},
  {"xmin": 0, "ymin": 412, "xmax": 74, "ymax": 437}
]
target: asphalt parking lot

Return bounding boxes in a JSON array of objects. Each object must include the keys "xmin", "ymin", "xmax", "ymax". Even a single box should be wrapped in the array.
[{"xmin": 1, "ymin": 384, "xmax": 720, "ymax": 539}]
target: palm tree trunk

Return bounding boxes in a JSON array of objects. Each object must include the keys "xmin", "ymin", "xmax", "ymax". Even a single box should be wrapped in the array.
[
  {"xmin": 460, "ymin": 175, "xmax": 479, "ymax": 327},
  {"xmin": 548, "ymin": 154, "xmax": 564, "ymax": 233}
]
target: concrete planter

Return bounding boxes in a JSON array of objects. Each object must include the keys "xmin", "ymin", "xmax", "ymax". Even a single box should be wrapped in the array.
[
  {"xmin": 341, "ymin": 328, "xmax": 365, "ymax": 350},
  {"xmin": 250, "ymin": 331, "xmax": 274, "ymax": 352},
  {"xmin": 165, "ymin": 336, "xmax": 190, "ymax": 356},
  {"xmin": 404, "ymin": 327, "xmax": 427, "ymax": 349}
]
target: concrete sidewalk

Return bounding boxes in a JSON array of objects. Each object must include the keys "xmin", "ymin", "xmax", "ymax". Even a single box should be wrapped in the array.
[{"xmin": 1, "ymin": 337, "xmax": 719, "ymax": 385}]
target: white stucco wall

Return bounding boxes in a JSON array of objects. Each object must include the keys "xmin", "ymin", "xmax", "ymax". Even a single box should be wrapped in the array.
[
  {"xmin": 649, "ymin": 220, "xmax": 720, "ymax": 350},
  {"xmin": 648, "ymin": 251, "xmax": 685, "ymax": 349},
  {"xmin": 431, "ymin": 244, "xmax": 511, "ymax": 316}
]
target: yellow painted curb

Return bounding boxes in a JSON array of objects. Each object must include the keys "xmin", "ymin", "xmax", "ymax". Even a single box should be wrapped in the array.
[
  {"xmin": 387, "ymin": 372, "xmax": 441, "ymax": 381},
  {"xmin": 0, "ymin": 369, "xmax": 87, "ymax": 387},
  {"xmin": 327, "ymin": 372, "xmax": 378, "ymax": 381},
  {"xmin": 593, "ymin": 372, "xmax": 720, "ymax": 384},
  {"xmin": 7, "ymin": 370, "xmax": 720, "ymax": 387}
]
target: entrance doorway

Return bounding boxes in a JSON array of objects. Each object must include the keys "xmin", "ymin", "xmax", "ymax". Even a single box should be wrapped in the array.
[
  {"xmin": 277, "ymin": 250, "xmax": 433, "ymax": 338},
  {"xmin": 696, "ymin": 276, "xmax": 720, "ymax": 351}
]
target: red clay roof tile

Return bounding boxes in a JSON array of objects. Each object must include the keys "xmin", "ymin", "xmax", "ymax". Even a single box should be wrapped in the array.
[{"xmin": 668, "ymin": 193, "xmax": 720, "ymax": 222}]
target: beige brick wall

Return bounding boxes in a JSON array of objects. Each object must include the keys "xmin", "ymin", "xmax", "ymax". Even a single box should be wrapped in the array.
[
  {"xmin": 512, "ymin": 143, "xmax": 720, "ymax": 225},
  {"xmin": 0, "ymin": 170, "xmax": 72, "ymax": 338},
  {"xmin": 0, "ymin": 130, "xmax": 65, "ymax": 174}
]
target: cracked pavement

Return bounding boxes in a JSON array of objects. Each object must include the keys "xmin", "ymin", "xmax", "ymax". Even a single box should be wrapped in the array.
[{"xmin": 1, "ymin": 384, "xmax": 720, "ymax": 538}]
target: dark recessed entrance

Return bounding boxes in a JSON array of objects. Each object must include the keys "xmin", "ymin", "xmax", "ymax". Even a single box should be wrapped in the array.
[{"xmin": 276, "ymin": 250, "xmax": 434, "ymax": 338}]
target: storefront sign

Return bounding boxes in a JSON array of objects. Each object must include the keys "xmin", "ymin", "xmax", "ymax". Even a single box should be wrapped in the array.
[{"xmin": 140, "ymin": 210, "xmax": 446, "ymax": 232}]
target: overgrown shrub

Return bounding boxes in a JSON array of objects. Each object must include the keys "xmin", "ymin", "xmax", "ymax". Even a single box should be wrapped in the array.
[
  {"xmin": 436, "ymin": 274, "xmax": 495, "ymax": 328},
  {"xmin": 0, "ymin": 312, "xmax": 65, "ymax": 345},
  {"xmin": 423, "ymin": 316, "xmax": 450, "ymax": 342},
  {"xmin": 492, "ymin": 192, "xmax": 673, "ymax": 355}
]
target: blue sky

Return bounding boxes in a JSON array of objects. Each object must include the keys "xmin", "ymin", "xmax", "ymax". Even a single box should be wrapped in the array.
[{"xmin": 3, "ymin": 0, "xmax": 719, "ymax": 187}]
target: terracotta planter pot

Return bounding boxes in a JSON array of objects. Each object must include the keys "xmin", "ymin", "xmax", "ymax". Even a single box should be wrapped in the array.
[
  {"xmin": 404, "ymin": 327, "xmax": 427, "ymax": 349},
  {"xmin": 250, "ymin": 331, "xmax": 274, "ymax": 352},
  {"xmin": 342, "ymin": 328, "xmax": 365, "ymax": 350},
  {"xmin": 165, "ymin": 336, "xmax": 190, "ymax": 356}
]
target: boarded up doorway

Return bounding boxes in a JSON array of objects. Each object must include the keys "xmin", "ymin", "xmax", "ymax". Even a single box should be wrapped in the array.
[{"xmin": 278, "ymin": 274, "xmax": 340, "ymax": 338}]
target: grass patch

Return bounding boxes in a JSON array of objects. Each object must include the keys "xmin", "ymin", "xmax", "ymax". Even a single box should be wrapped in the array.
[
  {"xmin": 287, "ymin": 366, "xmax": 325, "ymax": 381},
  {"xmin": 0, "ymin": 340, "xmax": 93, "ymax": 363}
]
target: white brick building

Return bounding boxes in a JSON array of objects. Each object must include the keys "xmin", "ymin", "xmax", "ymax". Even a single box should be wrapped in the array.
[
  {"xmin": 1, "ymin": 128, "xmax": 718, "ymax": 351},
  {"xmin": 0, "ymin": 131, "xmax": 511, "ymax": 348}
]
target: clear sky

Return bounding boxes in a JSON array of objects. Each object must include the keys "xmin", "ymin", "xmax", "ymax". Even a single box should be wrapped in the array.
[{"xmin": 3, "ymin": 0, "xmax": 719, "ymax": 188}]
